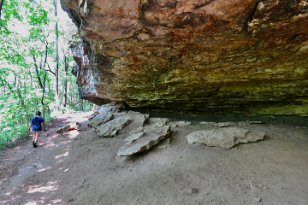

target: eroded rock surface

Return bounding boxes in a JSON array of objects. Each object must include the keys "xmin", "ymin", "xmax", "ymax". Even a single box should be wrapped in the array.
[
  {"xmin": 96, "ymin": 115, "xmax": 131, "ymax": 138},
  {"xmin": 88, "ymin": 103, "xmax": 122, "ymax": 128},
  {"xmin": 123, "ymin": 111, "xmax": 150, "ymax": 135},
  {"xmin": 62, "ymin": 0, "xmax": 308, "ymax": 114},
  {"xmin": 186, "ymin": 127, "xmax": 265, "ymax": 148},
  {"xmin": 118, "ymin": 118, "xmax": 171, "ymax": 156}
]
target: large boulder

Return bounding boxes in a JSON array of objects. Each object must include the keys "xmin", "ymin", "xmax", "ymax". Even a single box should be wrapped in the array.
[{"xmin": 62, "ymin": 0, "xmax": 308, "ymax": 115}]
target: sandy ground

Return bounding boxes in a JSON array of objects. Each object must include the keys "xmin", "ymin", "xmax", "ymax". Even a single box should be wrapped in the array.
[{"xmin": 0, "ymin": 112, "xmax": 308, "ymax": 205}]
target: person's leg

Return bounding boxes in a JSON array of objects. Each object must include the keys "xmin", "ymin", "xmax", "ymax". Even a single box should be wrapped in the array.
[
  {"xmin": 32, "ymin": 131, "xmax": 36, "ymax": 146},
  {"xmin": 35, "ymin": 132, "xmax": 40, "ymax": 143},
  {"xmin": 33, "ymin": 132, "xmax": 40, "ymax": 147}
]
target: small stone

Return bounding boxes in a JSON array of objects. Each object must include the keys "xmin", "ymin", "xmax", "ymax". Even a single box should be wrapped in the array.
[
  {"xmin": 220, "ymin": 198, "xmax": 227, "ymax": 203},
  {"xmin": 215, "ymin": 122, "xmax": 236, "ymax": 127},
  {"xmin": 33, "ymin": 163, "xmax": 42, "ymax": 169},
  {"xmin": 184, "ymin": 188, "xmax": 199, "ymax": 195},
  {"xmin": 191, "ymin": 188, "xmax": 199, "ymax": 194},
  {"xmin": 199, "ymin": 121, "xmax": 215, "ymax": 126},
  {"xmin": 255, "ymin": 197, "xmax": 262, "ymax": 202}
]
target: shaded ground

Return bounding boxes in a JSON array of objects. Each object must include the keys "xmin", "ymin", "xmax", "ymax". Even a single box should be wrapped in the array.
[{"xmin": 0, "ymin": 112, "xmax": 307, "ymax": 205}]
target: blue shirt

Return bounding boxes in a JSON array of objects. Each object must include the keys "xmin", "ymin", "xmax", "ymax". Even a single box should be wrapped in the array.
[{"xmin": 31, "ymin": 116, "xmax": 44, "ymax": 131}]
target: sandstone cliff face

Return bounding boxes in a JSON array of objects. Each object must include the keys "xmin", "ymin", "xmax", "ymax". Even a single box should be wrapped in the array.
[{"xmin": 62, "ymin": 0, "xmax": 308, "ymax": 114}]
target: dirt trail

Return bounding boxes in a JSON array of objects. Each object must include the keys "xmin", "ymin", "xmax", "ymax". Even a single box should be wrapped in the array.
[
  {"xmin": 0, "ymin": 112, "xmax": 308, "ymax": 205},
  {"xmin": 0, "ymin": 112, "xmax": 91, "ymax": 205}
]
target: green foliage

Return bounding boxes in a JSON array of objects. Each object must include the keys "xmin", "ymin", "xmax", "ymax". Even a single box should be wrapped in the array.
[
  {"xmin": 0, "ymin": 0, "xmax": 90, "ymax": 149},
  {"xmin": 28, "ymin": 6, "xmax": 48, "ymax": 26}
]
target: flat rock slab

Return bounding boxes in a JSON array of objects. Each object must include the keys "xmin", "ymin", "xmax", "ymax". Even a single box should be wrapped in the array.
[
  {"xmin": 97, "ymin": 116, "xmax": 131, "ymax": 138},
  {"xmin": 199, "ymin": 121, "xmax": 264, "ymax": 127},
  {"xmin": 117, "ymin": 118, "xmax": 171, "ymax": 156},
  {"xmin": 123, "ymin": 111, "xmax": 149, "ymax": 135},
  {"xmin": 89, "ymin": 112, "xmax": 113, "ymax": 128},
  {"xmin": 186, "ymin": 127, "xmax": 265, "ymax": 149},
  {"xmin": 88, "ymin": 103, "xmax": 122, "ymax": 128},
  {"xmin": 124, "ymin": 132, "xmax": 144, "ymax": 143},
  {"xmin": 169, "ymin": 121, "xmax": 191, "ymax": 128}
]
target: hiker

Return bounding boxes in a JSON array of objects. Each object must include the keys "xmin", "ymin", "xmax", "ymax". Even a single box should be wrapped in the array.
[{"xmin": 29, "ymin": 111, "xmax": 45, "ymax": 148}]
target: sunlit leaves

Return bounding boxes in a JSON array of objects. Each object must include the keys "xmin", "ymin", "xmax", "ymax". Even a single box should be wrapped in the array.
[
  {"xmin": 28, "ymin": 6, "xmax": 48, "ymax": 25},
  {"xmin": 29, "ymin": 27, "xmax": 42, "ymax": 39},
  {"xmin": 1, "ymin": 0, "xmax": 22, "ymax": 21}
]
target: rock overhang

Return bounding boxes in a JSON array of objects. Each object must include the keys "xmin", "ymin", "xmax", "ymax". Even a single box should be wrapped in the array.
[{"xmin": 62, "ymin": 0, "xmax": 308, "ymax": 114}]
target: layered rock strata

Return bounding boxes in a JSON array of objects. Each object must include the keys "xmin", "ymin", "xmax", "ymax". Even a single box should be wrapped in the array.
[{"xmin": 63, "ymin": 0, "xmax": 308, "ymax": 114}]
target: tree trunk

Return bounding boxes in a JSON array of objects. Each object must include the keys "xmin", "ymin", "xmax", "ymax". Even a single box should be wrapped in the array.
[
  {"xmin": 41, "ymin": 72, "xmax": 47, "ymax": 105},
  {"xmin": 0, "ymin": 0, "xmax": 4, "ymax": 20},
  {"xmin": 32, "ymin": 48, "xmax": 49, "ymax": 106},
  {"xmin": 64, "ymin": 55, "xmax": 68, "ymax": 107},
  {"xmin": 32, "ymin": 54, "xmax": 43, "ymax": 89},
  {"xmin": 16, "ymin": 79, "xmax": 25, "ymax": 107},
  {"xmin": 78, "ymin": 97, "xmax": 84, "ymax": 111},
  {"xmin": 53, "ymin": 0, "xmax": 60, "ymax": 108}
]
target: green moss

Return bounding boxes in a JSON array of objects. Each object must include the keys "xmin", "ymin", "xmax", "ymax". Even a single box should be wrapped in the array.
[{"xmin": 251, "ymin": 104, "xmax": 308, "ymax": 115}]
